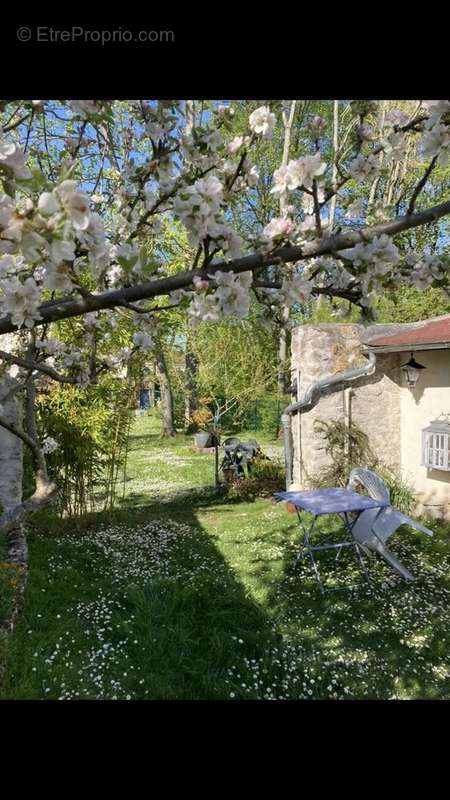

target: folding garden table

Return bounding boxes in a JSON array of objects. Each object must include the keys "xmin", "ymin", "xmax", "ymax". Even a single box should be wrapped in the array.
[{"xmin": 274, "ymin": 488, "xmax": 389, "ymax": 594}]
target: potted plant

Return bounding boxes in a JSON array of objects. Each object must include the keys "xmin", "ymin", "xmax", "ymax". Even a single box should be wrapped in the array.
[{"xmin": 190, "ymin": 408, "xmax": 214, "ymax": 448}]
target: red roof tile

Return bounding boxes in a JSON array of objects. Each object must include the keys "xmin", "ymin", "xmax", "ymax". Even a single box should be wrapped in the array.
[{"xmin": 367, "ymin": 316, "xmax": 450, "ymax": 348}]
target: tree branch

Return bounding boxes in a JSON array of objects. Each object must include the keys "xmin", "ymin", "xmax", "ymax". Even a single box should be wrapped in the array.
[
  {"xmin": 0, "ymin": 198, "xmax": 449, "ymax": 336},
  {"xmin": 0, "ymin": 349, "xmax": 78, "ymax": 383}
]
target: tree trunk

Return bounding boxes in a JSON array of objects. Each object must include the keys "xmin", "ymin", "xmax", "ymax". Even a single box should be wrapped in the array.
[
  {"xmin": 155, "ymin": 348, "xmax": 176, "ymax": 436},
  {"xmin": 184, "ymin": 320, "xmax": 199, "ymax": 433},
  {"xmin": 0, "ymin": 335, "xmax": 24, "ymax": 514},
  {"xmin": 329, "ymin": 100, "xmax": 339, "ymax": 231},
  {"xmin": 0, "ymin": 334, "xmax": 27, "ymax": 575},
  {"xmin": 277, "ymin": 101, "xmax": 297, "ymax": 396}
]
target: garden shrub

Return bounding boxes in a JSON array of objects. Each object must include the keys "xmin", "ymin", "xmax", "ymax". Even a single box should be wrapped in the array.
[
  {"xmin": 34, "ymin": 375, "xmax": 135, "ymax": 517},
  {"xmin": 309, "ymin": 418, "xmax": 415, "ymax": 514},
  {"xmin": 225, "ymin": 457, "xmax": 285, "ymax": 502}
]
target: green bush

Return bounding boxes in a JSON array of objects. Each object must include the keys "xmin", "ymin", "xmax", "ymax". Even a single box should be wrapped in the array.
[
  {"xmin": 225, "ymin": 457, "xmax": 285, "ymax": 502},
  {"xmin": 35, "ymin": 375, "xmax": 134, "ymax": 517},
  {"xmin": 309, "ymin": 418, "xmax": 416, "ymax": 514},
  {"xmin": 242, "ymin": 395, "xmax": 287, "ymax": 437}
]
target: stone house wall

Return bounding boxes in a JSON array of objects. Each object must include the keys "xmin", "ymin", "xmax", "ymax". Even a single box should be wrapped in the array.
[{"xmin": 290, "ymin": 323, "xmax": 403, "ymax": 488}]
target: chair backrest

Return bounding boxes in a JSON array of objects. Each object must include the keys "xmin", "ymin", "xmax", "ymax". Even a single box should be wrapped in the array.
[{"xmin": 347, "ymin": 468, "xmax": 390, "ymax": 503}]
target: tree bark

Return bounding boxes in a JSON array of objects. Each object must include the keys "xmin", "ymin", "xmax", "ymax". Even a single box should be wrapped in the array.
[
  {"xmin": 329, "ymin": 100, "xmax": 339, "ymax": 231},
  {"xmin": 0, "ymin": 334, "xmax": 23, "ymax": 534},
  {"xmin": 155, "ymin": 348, "xmax": 176, "ymax": 436},
  {"xmin": 184, "ymin": 319, "xmax": 199, "ymax": 433},
  {"xmin": 277, "ymin": 101, "xmax": 297, "ymax": 395}
]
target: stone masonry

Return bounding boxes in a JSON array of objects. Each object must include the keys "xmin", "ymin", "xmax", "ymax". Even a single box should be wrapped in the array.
[{"xmin": 290, "ymin": 323, "xmax": 405, "ymax": 488}]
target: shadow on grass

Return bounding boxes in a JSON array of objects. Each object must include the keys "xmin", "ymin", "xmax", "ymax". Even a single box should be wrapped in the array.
[{"xmin": 1, "ymin": 490, "xmax": 283, "ymax": 700}]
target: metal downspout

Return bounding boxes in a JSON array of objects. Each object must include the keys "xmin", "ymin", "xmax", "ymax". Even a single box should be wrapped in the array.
[{"xmin": 281, "ymin": 352, "xmax": 377, "ymax": 489}]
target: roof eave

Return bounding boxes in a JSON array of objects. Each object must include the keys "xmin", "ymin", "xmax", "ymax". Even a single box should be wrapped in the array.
[{"xmin": 363, "ymin": 341, "xmax": 450, "ymax": 354}]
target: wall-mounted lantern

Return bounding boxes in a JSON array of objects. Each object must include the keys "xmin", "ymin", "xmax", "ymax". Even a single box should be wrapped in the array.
[
  {"xmin": 401, "ymin": 352, "xmax": 426, "ymax": 389},
  {"xmin": 422, "ymin": 414, "xmax": 450, "ymax": 471}
]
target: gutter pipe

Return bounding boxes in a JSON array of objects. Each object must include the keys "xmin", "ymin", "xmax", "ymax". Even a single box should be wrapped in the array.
[{"xmin": 281, "ymin": 351, "xmax": 377, "ymax": 489}]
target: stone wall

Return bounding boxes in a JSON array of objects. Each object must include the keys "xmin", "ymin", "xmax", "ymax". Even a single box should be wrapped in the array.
[{"xmin": 290, "ymin": 324, "xmax": 402, "ymax": 488}]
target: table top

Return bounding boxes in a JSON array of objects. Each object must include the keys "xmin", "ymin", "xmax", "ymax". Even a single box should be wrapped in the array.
[{"xmin": 274, "ymin": 488, "xmax": 389, "ymax": 516}]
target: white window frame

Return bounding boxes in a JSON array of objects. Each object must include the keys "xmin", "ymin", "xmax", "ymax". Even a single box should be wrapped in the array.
[{"xmin": 423, "ymin": 430, "xmax": 450, "ymax": 471}]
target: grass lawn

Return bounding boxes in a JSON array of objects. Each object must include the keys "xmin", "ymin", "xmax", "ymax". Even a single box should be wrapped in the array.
[{"xmin": 1, "ymin": 411, "xmax": 450, "ymax": 700}]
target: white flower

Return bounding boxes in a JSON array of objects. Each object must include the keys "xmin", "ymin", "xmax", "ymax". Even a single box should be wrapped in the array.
[
  {"xmin": 1, "ymin": 275, "xmax": 42, "ymax": 328},
  {"xmin": 50, "ymin": 239, "xmax": 76, "ymax": 265},
  {"xmin": 383, "ymin": 131, "xmax": 407, "ymax": 163},
  {"xmin": 21, "ymin": 231, "xmax": 48, "ymax": 263},
  {"xmin": 42, "ymin": 262, "xmax": 74, "ymax": 293},
  {"xmin": 357, "ymin": 125, "xmax": 375, "ymax": 141},
  {"xmin": 281, "ymin": 273, "xmax": 312, "ymax": 306},
  {"xmin": 384, "ymin": 108, "xmax": 409, "ymax": 128},
  {"xmin": 69, "ymin": 100, "xmax": 99, "ymax": 117},
  {"xmin": 132, "ymin": 332, "xmax": 153, "ymax": 352},
  {"xmin": 226, "ymin": 136, "xmax": 244, "ymax": 155},
  {"xmin": 38, "ymin": 192, "xmax": 61, "ymax": 216},
  {"xmin": 406, "ymin": 251, "xmax": 444, "ymax": 289},
  {"xmin": 0, "ymin": 138, "xmax": 32, "ymax": 179},
  {"xmin": 307, "ymin": 116, "xmax": 327, "ymax": 135},
  {"xmin": 345, "ymin": 198, "xmax": 365, "ymax": 219},
  {"xmin": 35, "ymin": 338, "xmax": 65, "ymax": 355},
  {"xmin": 56, "ymin": 180, "xmax": 91, "ymax": 230},
  {"xmin": 249, "ymin": 106, "xmax": 276, "ymax": 138},
  {"xmin": 271, "ymin": 153, "xmax": 326, "ymax": 195},
  {"xmin": 42, "ymin": 437, "xmax": 59, "ymax": 454},
  {"xmin": 348, "ymin": 154, "xmax": 380, "ymax": 181},
  {"xmin": 193, "ymin": 276, "xmax": 210, "ymax": 291},
  {"xmin": 169, "ymin": 289, "xmax": 187, "ymax": 306},
  {"xmin": 261, "ymin": 217, "xmax": 296, "ymax": 250},
  {"xmin": 188, "ymin": 293, "xmax": 221, "ymax": 327},
  {"xmin": 422, "ymin": 123, "xmax": 450, "ymax": 166},
  {"xmin": 423, "ymin": 100, "xmax": 450, "ymax": 128},
  {"xmin": 0, "ymin": 253, "xmax": 25, "ymax": 278},
  {"xmin": 342, "ymin": 234, "xmax": 400, "ymax": 276}
]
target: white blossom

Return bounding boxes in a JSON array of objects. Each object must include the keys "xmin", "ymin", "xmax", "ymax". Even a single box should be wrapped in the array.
[
  {"xmin": 345, "ymin": 198, "xmax": 365, "ymax": 220},
  {"xmin": 348, "ymin": 154, "xmax": 380, "ymax": 182},
  {"xmin": 132, "ymin": 332, "xmax": 153, "ymax": 352},
  {"xmin": 0, "ymin": 138, "xmax": 32, "ymax": 179},
  {"xmin": 281, "ymin": 273, "xmax": 313, "ymax": 306},
  {"xmin": 0, "ymin": 275, "xmax": 42, "ymax": 328},
  {"xmin": 42, "ymin": 437, "xmax": 59, "ymax": 454},
  {"xmin": 271, "ymin": 153, "xmax": 326, "ymax": 196},
  {"xmin": 422, "ymin": 123, "xmax": 450, "ymax": 166},
  {"xmin": 249, "ymin": 106, "xmax": 276, "ymax": 138},
  {"xmin": 342, "ymin": 235, "xmax": 400, "ymax": 276},
  {"xmin": 38, "ymin": 192, "xmax": 61, "ymax": 216},
  {"xmin": 56, "ymin": 180, "xmax": 91, "ymax": 230}
]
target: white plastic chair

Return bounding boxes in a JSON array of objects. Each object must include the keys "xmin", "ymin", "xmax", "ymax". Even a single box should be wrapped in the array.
[{"xmin": 347, "ymin": 468, "xmax": 433, "ymax": 581}]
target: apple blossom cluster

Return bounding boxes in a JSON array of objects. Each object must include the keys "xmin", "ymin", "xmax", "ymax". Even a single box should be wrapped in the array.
[
  {"xmin": 404, "ymin": 251, "xmax": 445, "ymax": 289},
  {"xmin": 271, "ymin": 152, "xmax": 326, "ymax": 196},
  {"xmin": 41, "ymin": 436, "xmax": 59, "ymax": 454},
  {"xmin": 421, "ymin": 101, "xmax": 450, "ymax": 166},
  {"xmin": 69, "ymin": 100, "xmax": 104, "ymax": 118},
  {"xmin": 248, "ymin": 106, "xmax": 277, "ymax": 138},
  {"xmin": 173, "ymin": 175, "xmax": 243, "ymax": 258},
  {"xmin": 260, "ymin": 217, "xmax": 298, "ymax": 251},
  {"xmin": 0, "ymin": 137, "xmax": 32, "ymax": 180},
  {"xmin": 132, "ymin": 331, "xmax": 153, "ymax": 352},
  {"xmin": 281, "ymin": 273, "xmax": 313, "ymax": 306},
  {"xmin": 342, "ymin": 235, "xmax": 400, "ymax": 276},
  {"xmin": 348, "ymin": 153, "xmax": 380, "ymax": 182},
  {"xmin": 170, "ymin": 270, "xmax": 253, "ymax": 328}
]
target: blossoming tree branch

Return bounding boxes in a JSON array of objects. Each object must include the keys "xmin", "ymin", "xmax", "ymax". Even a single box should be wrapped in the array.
[{"xmin": 0, "ymin": 98, "xmax": 449, "ymax": 546}]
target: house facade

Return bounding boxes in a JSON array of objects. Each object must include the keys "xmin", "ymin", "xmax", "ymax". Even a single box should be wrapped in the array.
[{"xmin": 289, "ymin": 315, "xmax": 450, "ymax": 520}]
